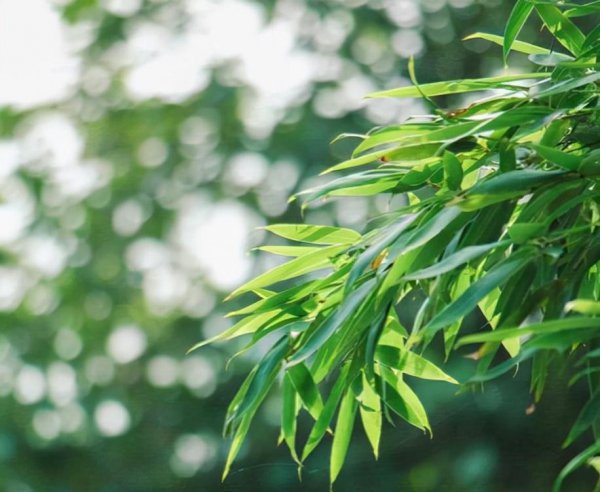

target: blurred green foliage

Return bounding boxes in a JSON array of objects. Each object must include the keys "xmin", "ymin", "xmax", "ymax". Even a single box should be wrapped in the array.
[{"xmin": 0, "ymin": 0, "xmax": 597, "ymax": 491}]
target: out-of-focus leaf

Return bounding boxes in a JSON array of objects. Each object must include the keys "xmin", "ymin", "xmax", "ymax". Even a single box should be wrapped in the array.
[
  {"xmin": 529, "ymin": 143, "xmax": 583, "ymax": 171},
  {"xmin": 563, "ymin": 389, "xmax": 600, "ymax": 447},
  {"xmin": 553, "ymin": 441, "xmax": 600, "ymax": 492},
  {"xmin": 443, "ymin": 151, "xmax": 463, "ymax": 190},
  {"xmin": 565, "ymin": 299, "xmax": 600, "ymax": 315}
]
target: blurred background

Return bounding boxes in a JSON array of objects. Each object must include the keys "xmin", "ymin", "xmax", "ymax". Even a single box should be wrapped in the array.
[{"xmin": 0, "ymin": 0, "xmax": 596, "ymax": 490}]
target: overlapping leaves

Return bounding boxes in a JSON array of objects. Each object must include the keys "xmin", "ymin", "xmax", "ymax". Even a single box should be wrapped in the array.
[{"xmin": 195, "ymin": 3, "xmax": 600, "ymax": 489}]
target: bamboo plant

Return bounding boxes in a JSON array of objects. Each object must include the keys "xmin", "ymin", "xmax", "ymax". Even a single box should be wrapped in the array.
[{"xmin": 192, "ymin": 2, "xmax": 600, "ymax": 489}]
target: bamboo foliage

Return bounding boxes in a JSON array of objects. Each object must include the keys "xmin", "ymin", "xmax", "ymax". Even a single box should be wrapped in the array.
[{"xmin": 194, "ymin": 2, "xmax": 600, "ymax": 488}]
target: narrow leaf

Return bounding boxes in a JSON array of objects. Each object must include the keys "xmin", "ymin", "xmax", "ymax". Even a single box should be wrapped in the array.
[
  {"xmin": 504, "ymin": 0, "xmax": 535, "ymax": 65},
  {"xmin": 367, "ymin": 73, "xmax": 548, "ymax": 99},
  {"xmin": 330, "ymin": 389, "xmax": 358, "ymax": 485},
  {"xmin": 264, "ymin": 224, "xmax": 361, "ymax": 245}
]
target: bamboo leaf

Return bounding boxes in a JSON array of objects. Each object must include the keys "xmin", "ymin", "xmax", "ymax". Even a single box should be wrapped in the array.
[
  {"xmin": 330, "ymin": 389, "xmax": 358, "ymax": 485},
  {"xmin": 463, "ymin": 32, "xmax": 549, "ymax": 56},
  {"xmin": 288, "ymin": 363, "xmax": 324, "ymax": 420},
  {"xmin": 563, "ymin": 388, "xmax": 600, "ymax": 447},
  {"xmin": 264, "ymin": 224, "xmax": 361, "ymax": 245},
  {"xmin": 302, "ymin": 366, "xmax": 353, "ymax": 461},
  {"xmin": 281, "ymin": 374, "xmax": 300, "ymax": 464},
  {"xmin": 422, "ymin": 251, "xmax": 534, "ymax": 339},
  {"xmin": 458, "ymin": 317, "xmax": 600, "ymax": 346},
  {"xmin": 535, "ymin": 4, "xmax": 585, "ymax": 56},
  {"xmin": 504, "ymin": 0, "xmax": 535, "ymax": 64},
  {"xmin": 553, "ymin": 441, "xmax": 600, "ymax": 492},
  {"xmin": 358, "ymin": 373, "xmax": 382, "ymax": 459},
  {"xmin": 403, "ymin": 241, "xmax": 510, "ymax": 281},
  {"xmin": 565, "ymin": 299, "xmax": 600, "ymax": 315},
  {"xmin": 366, "ymin": 73, "xmax": 548, "ymax": 99},
  {"xmin": 227, "ymin": 244, "xmax": 348, "ymax": 299},
  {"xmin": 376, "ymin": 345, "xmax": 458, "ymax": 383}
]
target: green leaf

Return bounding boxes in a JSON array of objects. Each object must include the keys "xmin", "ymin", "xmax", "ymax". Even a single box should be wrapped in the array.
[
  {"xmin": 289, "ymin": 278, "xmax": 376, "ymax": 366},
  {"xmin": 553, "ymin": 441, "xmax": 600, "ymax": 492},
  {"xmin": 330, "ymin": 389, "xmax": 358, "ymax": 485},
  {"xmin": 565, "ymin": 2, "xmax": 600, "ymax": 18},
  {"xmin": 188, "ymin": 310, "xmax": 292, "ymax": 352},
  {"xmin": 565, "ymin": 299, "xmax": 600, "ymax": 315},
  {"xmin": 231, "ymin": 337, "xmax": 288, "ymax": 422},
  {"xmin": 530, "ymin": 71, "xmax": 600, "ymax": 99},
  {"xmin": 227, "ymin": 244, "xmax": 348, "ymax": 299},
  {"xmin": 443, "ymin": 151, "xmax": 463, "ymax": 191},
  {"xmin": 346, "ymin": 214, "xmax": 418, "ymax": 293},
  {"xmin": 563, "ymin": 389, "xmax": 600, "ymax": 448},
  {"xmin": 422, "ymin": 250, "xmax": 534, "ymax": 339},
  {"xmin": 366, "ymin": 73, "xmax": 548, "ymax": 99},
  {"xmin": 302, "ymin": 365, "xmax": 354, "ymax": 461},
  {"xmin": 458, "ymin": 317, "xmax": 600, "ymax": 346},
  {"xmin": 287, "ymin": 363, "xmax": 324, "ymax": 420},
  {"xmin": 352, "ymin": 125, "xmax": 433, "ymax": 156},
  {"xmin": 535, "ymin": 4, "xmax": 585, "ymax": 56},
  {"xmin": 504, "ymin": 0, "xmax": 535, "ymax": 65},
  {"xmin": 257, "ymin": 245, "xmax": 320, "ymax": 257},
  {"xmin": 469, "ymin": 169, "xmax": 567, "ymax": 195},
  {"xmin": 264, "ymin": 224, "xmax": 361, "ymax": 245},
  {"xmin": 222, "ymin": 411, "xmax": 253, "ymax": 480},
  {"xmin": 463, "ymin": 32, "xmax": 549, "ymax": 56},
  {"xmin": 507, "ymin": 222, "xmax": 548, "ymax": 243},
  {"xmin": 375, "ymin": 345, "xmax": 458, "ymax": 383},
  {"xmin": 403, "ymin": 240, "xmax": 510, "ymax": 281},
  {"xmin": 358, "ymin": 373, "xmax": 382, "ymax": 459},
  {"xmin": 380, "ymin": 368, "xmax": 430, "ymax": 433},
  {"xmin": 281, "ymin": 374, "xmax": 300, "ymax": 464},
  {"xmin": 528, "ymin": 143, "xmax": 583, "ymax": 171}
]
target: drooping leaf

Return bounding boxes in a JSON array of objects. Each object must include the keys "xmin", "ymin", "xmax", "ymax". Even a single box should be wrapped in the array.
[
  {"xmin": 287, "ymin": 363, "xmax": 324, "ymax": 420},
  {"xmin": 358, "ymin": 373, "xmax": 382, "ymax": 459},
  {"xmin": 330, "ymin": 389, "xmax": 358, "ymax": 485},
  {"xmin": 422, "ymin": 250, "xmax": 535, "ymax": 339},
  {"xmin": 563, "ymin": 388, "xmax": 600, "ymax": 447}
]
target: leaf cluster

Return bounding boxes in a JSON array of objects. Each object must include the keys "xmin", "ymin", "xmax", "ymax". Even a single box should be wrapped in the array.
[{"xmin": 194, "ymin": 2, "xmax": 600, "ymax": 489}]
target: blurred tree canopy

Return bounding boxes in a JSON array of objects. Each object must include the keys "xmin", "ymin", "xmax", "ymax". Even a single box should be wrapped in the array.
[{"xmin": 0, "ymin": 0, "xmax": 597, "ymax": 491}]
